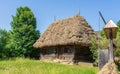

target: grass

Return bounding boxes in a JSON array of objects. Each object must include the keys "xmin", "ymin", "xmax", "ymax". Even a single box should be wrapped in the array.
[{"xmin": 0, "ymin": 58, "xmax": 98, "ymax": 74}]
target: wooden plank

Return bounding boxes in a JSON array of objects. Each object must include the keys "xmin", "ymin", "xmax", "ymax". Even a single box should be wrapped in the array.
[{"xmin": 98, "ymin": 49, "xmax": 109, "ymax": 69}]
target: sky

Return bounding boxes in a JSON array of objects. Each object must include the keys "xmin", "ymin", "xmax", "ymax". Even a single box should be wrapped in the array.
[{"xmin": 0, "ymin": 0, "xmax": 120, "ymax": 33}]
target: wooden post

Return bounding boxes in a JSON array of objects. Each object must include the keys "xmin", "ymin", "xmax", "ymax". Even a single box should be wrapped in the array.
[
  {"xmin": 109, "ymin": 29, "xmax": 114, "ymax": 62},
  {"xmin": 55, "ymin": 47, "xmax": 59, "ymax": 59},
  {"xmin": 109, "ymin": 39, "xmax": 114, "ymax": 61}
]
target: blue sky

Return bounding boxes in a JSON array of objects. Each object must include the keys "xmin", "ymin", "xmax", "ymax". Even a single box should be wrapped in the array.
[{"xmin": 0, "ymin": 0, "xmax": 120, "ymax": 33}]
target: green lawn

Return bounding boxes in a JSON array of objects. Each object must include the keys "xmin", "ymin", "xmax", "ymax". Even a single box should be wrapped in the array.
[{"xmin": 0, "ymin": 58, "xmax": 98, "ymax": 74}]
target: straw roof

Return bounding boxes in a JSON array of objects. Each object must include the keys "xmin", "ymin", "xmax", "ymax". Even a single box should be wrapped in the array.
[{"xmin": 33, "ymin": 14, "xmax": 95, "ymax": 48}]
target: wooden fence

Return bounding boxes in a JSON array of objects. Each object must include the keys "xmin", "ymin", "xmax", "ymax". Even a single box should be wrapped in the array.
[{"xmin": 98, "ymin": 49, "xmax": 109, "ymax": 69}]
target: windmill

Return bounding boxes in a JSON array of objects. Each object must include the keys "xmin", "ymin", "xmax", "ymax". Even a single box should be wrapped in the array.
[
  {"xmin": 98, "ymin": 11, "xmax": 118, "ymax": 70},
  {"xmin": 98, "ymin": 11, "xmax": 119, "ymax": 74}
]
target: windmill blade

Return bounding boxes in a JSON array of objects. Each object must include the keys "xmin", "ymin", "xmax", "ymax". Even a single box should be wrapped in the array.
[{"xmin": 99, "ymin": 11, "xmax": 107, "ymax": 24}]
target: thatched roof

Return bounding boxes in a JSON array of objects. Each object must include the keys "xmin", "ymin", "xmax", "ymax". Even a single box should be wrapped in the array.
[{"xmin": 33, "ymin": 14, "xmax": 95, "ymax": 48}]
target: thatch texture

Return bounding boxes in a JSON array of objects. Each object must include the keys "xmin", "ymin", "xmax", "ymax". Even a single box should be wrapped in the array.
[
  {"xmin": 97, "ymin": 61, "xmax": 118, "ymax": 74},
  {"xmin": 34, "ymin": 14, "xmax": 95, "ymax": 48}
]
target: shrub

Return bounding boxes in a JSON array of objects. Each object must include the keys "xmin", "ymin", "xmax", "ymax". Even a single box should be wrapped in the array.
[{"xmin": 89, "ymin": 36, "xmax": 98, "ymax": 62}]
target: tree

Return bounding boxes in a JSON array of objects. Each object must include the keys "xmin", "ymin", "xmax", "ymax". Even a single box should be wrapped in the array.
[
  {"xmin": 100, "ymin": 29, "xmax": 105, "ymax": 38},
  {"xmin": 117, "ymin": 20, "xmax": 120, "ymax": 28},
  {"xmin": 0, "ymin": 29, "xmax": 9, "ymax": 58},
  {"xmin": 89, "ymin": 36, "xmax": 98, "ymax": 62},
  {"xmin": 7, "ymin": 6, "xmax": 40, "ymax": 58},
  {"xmin": 114, "ymin": 21, "xmax": 120, "ymax": 57}
]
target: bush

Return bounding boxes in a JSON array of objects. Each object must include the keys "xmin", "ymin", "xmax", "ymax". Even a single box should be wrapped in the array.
[{"xmin": 89, "ymin": 36, "xmax": 98, "ymax": 62}]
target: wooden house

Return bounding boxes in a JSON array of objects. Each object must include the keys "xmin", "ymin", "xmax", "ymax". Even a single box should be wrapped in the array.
[{"xmin": 33, "ymin": 14, "xmax": 96, "ymax": 64}]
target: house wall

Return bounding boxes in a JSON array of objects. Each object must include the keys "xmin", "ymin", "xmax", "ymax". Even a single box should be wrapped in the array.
[
  {"xmin": 74, "ymin": 45, "xmax": 93, "ymax": 63},
  {"xmin": 40, "ymin": 46, "xmax": 75, "ymax": 63},
  {"xmin": 40, "ymin": 45, "xmax": 93, "ymax": 63}
]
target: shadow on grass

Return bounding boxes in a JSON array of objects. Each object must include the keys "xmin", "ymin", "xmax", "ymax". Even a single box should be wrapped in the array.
[{"xmin": 0, "ymin": 67, "xmax": 7, "ymax": 71}]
